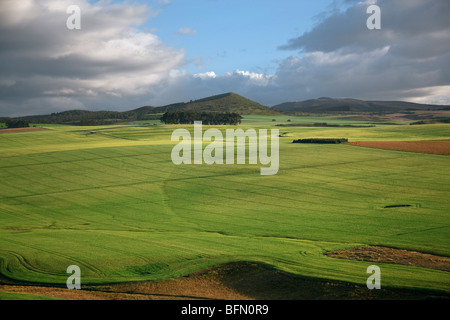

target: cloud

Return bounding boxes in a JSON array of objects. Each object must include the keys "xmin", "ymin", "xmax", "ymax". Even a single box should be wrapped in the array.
[
  {"xmin": 173, "ymin": 0, "xmax": 450, "ymax": 107},
  {"xmin": 229, "ymin": 70, "xmax": 274, "ymax": 87},
  {"xmin": 194, "ymin": 72, "xmax": 217, "ymax": 80},
  {"xmin": 1, "ymin": 0, "xmax": 449, "ymax": 117},
  {"xmin": 274, "ymin": 0, "xmax": 450, "ymax": 103},
  {"xmin": 280, "ymin": 0, "xmax": 450, "ymax": 54},
  {"xmin": 0, "ymin": 0, "xmax": 185, "ymax": 116},
  {"xmin": 175, "ymin": 27, "xmax": 197, "ymax": 36}
]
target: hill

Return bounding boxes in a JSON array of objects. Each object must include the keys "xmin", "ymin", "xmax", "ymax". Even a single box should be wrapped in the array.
[
  {"xmin": 155, "ymin": 92, "xmax": 280, "ymax": 115},
  {"xmin": 273, "ymin": 98, "xmax": 448, "ymax": 114},
  {"xmin": 2, "ymin": 93, "xmax": 279, "ymax": 126}
]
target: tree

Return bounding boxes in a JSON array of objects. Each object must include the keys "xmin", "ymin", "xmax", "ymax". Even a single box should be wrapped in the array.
[
  {"xmin": 160, "ymin": 112, "xmax": 242, "ymax": 125},
  {"xmin": 6, "ymin": 119, "xmax": 29, "ymax": 128}
]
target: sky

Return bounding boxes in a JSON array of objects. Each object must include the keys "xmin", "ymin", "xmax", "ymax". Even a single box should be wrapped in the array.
[{"xmin": 0, "ymin": 0, "xmax": 449, "ymax": 117}]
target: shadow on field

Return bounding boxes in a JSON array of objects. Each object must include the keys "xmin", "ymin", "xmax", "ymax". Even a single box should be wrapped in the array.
[
  {"xmin": 185, "ymin": 261, "xmax": 449, "ymax": 300},
  {"xmin": 1, "ymin": 261, "xmax": 449, "ymax": 300}
]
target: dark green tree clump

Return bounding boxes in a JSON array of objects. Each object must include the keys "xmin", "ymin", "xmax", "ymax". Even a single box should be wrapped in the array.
[
  {"xmin": 3, "ymin": 109, "xmax": 157, "ymax": 126},
  {"xmin": 292, "ymin": 138, "xmax": 348, "ymax": 144},
  {"xmin": 160, "ymin": 111, "xmax": 242, "ymax": 125},
  {"xmin": 5, "ymin": 119, "xmax": 29, "ymax": 128}
]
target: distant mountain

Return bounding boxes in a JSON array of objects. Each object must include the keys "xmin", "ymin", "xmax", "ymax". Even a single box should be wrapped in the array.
[
  {"xmin": 273, "ymin": 98, "xmax": 448, "ymax": 114},
  {"xmin": 152, "ymin": 92, "xmax": 280, "ymax": 115}
]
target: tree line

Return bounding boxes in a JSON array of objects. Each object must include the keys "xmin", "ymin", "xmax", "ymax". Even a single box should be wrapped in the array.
[
  {"xmin": 2, "ymin": 110, "xmax": 243, "ymax": 127},
  {"xmin": 1, "ymin": 109, "xmax": 156, "ymax": 126},
  {"xmin": 292, "ymin": 138, "xmax": 348, "ymax": 144},
  {"xmin": 3, "ymin": 119, "xmax": 30, "ymax": 128},
  {"xmin": 160, "ymin": 111, "xmax": 242, "ymax": 125}
]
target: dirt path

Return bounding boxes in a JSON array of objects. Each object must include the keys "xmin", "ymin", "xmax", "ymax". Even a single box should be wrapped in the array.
[
  {"xmin": 326, "ymin": 245, "xmax": 450, "ymax": 272},
  {"xmin": 347, "ymin": 140, "xmax": 450, "ymax": 156},
  {"xmin": 0, "ymin": 127, "xmax": 47, "ymax": 134}
]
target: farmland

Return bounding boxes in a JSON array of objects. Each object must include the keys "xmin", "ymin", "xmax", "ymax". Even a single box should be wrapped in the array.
[{"xmin": 0, "ymin": 116, "xmax": 449, "ymax": 299}]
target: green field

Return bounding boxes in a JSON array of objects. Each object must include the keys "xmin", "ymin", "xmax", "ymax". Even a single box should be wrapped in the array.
[{"xmin": 0, "ymin": 116, "xmax": 449, "ymax": 295}]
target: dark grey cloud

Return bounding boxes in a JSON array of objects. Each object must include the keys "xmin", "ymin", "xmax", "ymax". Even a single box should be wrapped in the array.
[{"xmin": 280, "ymin": 0, "xmax": 450, "ymax": 54}]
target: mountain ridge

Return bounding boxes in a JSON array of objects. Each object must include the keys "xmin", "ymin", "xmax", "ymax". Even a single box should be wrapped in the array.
[
  {"xmin": 273, "ymin": 98, "xmax": 449, "ymax": 113},
  {"xmin": 2, "ymin": 93, "xmax": 449, "ymax": 126}
]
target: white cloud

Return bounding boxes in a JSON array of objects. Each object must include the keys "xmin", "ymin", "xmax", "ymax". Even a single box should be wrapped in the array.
[
  {"xmin": 194, "ymin": 72, "xmax": 217, "ymax": 79},
  {"xmin": 0, "ymin": 0, "xmax": 38, "ymax": 26},
  {"xmin": 0, "ymin": 0, "xmax": 185, "ymax": 115},
  {"xmin": 175, "ymin": 27, "xmax": 197, "ymax": 36},
  {"xmin": 396, "ymin": 86, "xmax": 450, "ymax": 106},
  {"xmin": 230, "ymin": 70, "xmax": 274, "ymax": 86}
]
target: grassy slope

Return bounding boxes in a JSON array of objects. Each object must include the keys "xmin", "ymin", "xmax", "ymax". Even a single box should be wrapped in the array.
[
  {"xmin": 160, "ymin": 93, "xmax": 281, "ymax": 115},
  {"xmin": 0, "ymin": 117, "xmax": 449, "ymax": 293}
]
